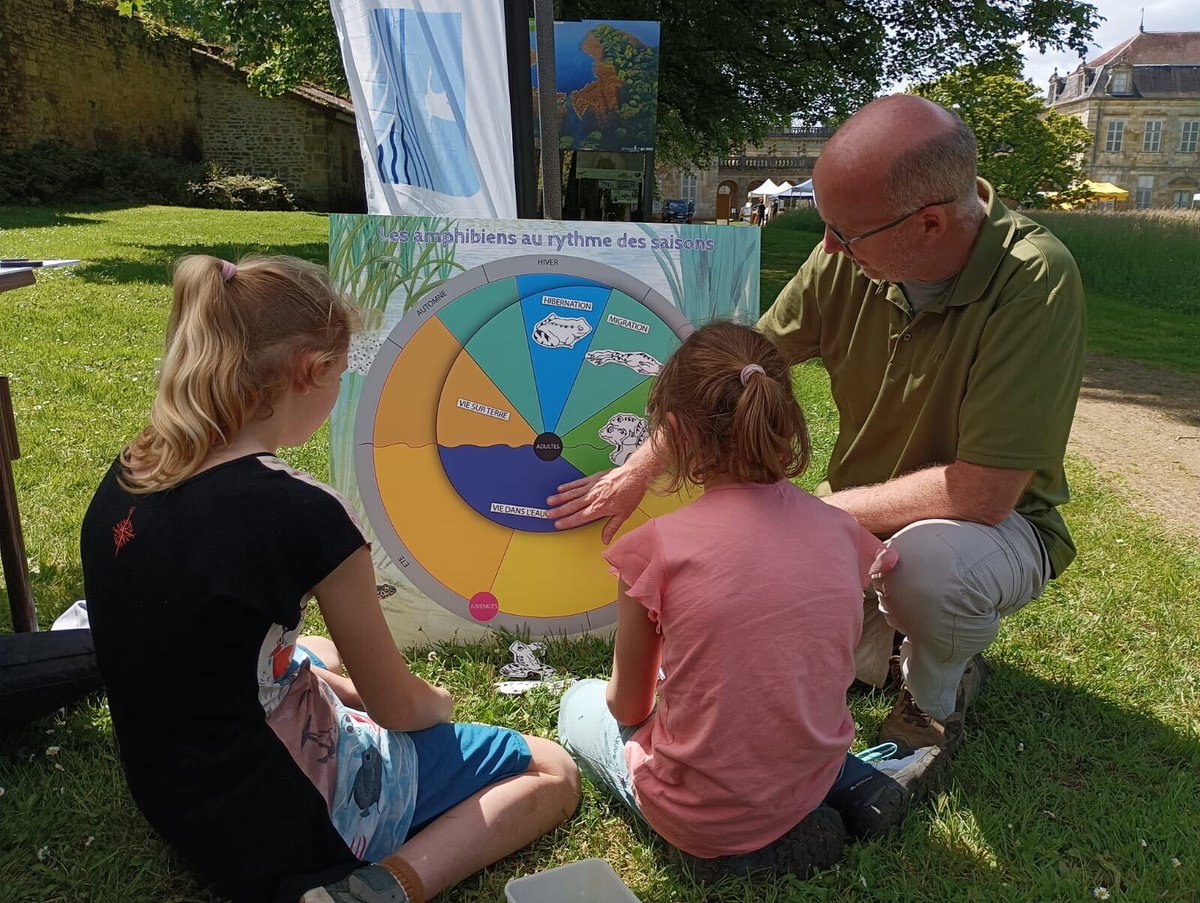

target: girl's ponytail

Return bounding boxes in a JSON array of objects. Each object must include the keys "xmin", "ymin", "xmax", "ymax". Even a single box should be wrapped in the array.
[
  {"xmin": 121, "ymin": 256, "xmax": 250, "ymax": 492},
  {"xmin": 649, "ymin": 321, "xmax": 810, "ymax": 489},
  {"xmin": 120, "ymin": 254, "xmax": 357, "ymax": 493},
  {"xmin": 731, "ymin": 362, "xmax": 810, "ymax": 484}
]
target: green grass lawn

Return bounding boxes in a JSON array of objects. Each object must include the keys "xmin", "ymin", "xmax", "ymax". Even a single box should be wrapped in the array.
[
  {"xmin": 769, "ymin": 208, "xmax": 1200, "ymax": 374},
  {"xmin": 1, "ymin": 206, "xmax": 1198, "ymax": 902}
]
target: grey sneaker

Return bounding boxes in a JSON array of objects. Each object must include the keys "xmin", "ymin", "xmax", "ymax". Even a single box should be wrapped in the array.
[
  {"xmin": 876, "ymin": 744, "xmax": 951, "ymax": 804},
  {"xmin": 300, "ymin": 865, "xmax": 409, "ymax": 903},
  {"xmin": 674, "ymin": 804, "xmax": 846, "ymax": 883}
]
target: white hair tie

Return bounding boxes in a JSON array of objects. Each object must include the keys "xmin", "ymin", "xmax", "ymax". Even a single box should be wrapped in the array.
[{"xmin": 739, "ymin": 363, "xmax": 765, "ymax": 386}]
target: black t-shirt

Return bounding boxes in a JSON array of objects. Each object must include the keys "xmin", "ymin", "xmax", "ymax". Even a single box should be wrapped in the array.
[{"xmin": 81, "ymin": 453, "xmax": 367, "ymax": 902}]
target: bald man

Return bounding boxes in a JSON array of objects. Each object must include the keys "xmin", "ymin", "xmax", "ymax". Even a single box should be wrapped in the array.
[{"xmin": 549, "ymin": 96, "xmax": 1085, "ymax": 765}]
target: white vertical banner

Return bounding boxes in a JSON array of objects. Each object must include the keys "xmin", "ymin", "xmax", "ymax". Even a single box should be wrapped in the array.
[{"xmin": 330, "ymin": 0, "xmax": 517, "ymax": 217}]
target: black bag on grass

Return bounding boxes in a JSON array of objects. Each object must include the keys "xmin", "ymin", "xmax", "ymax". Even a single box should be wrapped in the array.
[{"xmin": 0, "ymin": 629, "xmax": 103, "ymax": 733}]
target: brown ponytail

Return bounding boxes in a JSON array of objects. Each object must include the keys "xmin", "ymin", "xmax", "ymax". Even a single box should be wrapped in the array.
[{"xmin": 648, "ymin": 321, "xmax": 810, "ymax": 490}]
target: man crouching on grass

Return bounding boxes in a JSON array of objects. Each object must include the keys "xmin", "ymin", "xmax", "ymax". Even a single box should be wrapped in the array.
[{"xmin": 547, "ymin": 94, "xmax": 1086, "ymax": 788}]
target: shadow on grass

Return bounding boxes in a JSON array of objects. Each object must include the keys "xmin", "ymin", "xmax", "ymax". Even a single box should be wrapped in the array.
[
  {"xmin": 886, "ymin": 661, "xmax": 1199, "ymax": 896},
  {"xmin": 1079, "ymin": 354, "xmax": 1200, "ymax": 429},
  {"xmin": 0, "ymin": 207, "xmax": 115, "ymax": 230},
  {"xmin": 74, "ymin": 242, "xmax": 331, "ymax": 286}
]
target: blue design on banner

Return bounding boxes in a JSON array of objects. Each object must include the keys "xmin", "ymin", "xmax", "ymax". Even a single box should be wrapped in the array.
[
  {"xmin": 519, "ymin": 285, "xmax": 611, "ymax": 432},
  {"xmin": 367, "ymin": 8, "xmax": 480, "ymax": 197}
]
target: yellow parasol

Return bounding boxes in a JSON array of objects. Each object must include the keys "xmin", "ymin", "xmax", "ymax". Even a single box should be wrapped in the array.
[{"xmin": 1080, "ymin": 180, "xmax": 1129, "ymax": 201}]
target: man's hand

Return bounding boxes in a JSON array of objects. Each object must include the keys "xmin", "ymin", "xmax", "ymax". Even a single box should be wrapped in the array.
[{"xmin": 546, "ymin": 469, "xmax": 648, "ymax": 544}]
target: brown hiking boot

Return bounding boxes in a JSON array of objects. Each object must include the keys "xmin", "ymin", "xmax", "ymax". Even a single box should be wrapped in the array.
[
  {"xmin": 879, "ymin": 656, "xmax": 963, "ymax": 756},
  {"xmin": 880, "ymin": 686, "xmax": 963, "ymax": 755}
]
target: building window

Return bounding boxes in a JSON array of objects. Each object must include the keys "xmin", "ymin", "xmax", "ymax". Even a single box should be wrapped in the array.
[
  {"xmin": 680, "ymin": 173, "xmax": 697, "ymax": 204},
  {"xmin": 1105, "ymin": 120, "xmax": 1124, "ymax": 153},
  {"xmin": 1135, "ymin": 175, "xmax": 1153, "ymax": 209},
  {"xmin": 1143, "ymin": 120, "xmax": 1162, "ymax": 152},
  {"xmin": 1181, "ymin": 121, "xmax": 1200, "ymax": 153},
  {"xmin": 1173, "ymin": 190, "xmax": 1194, "ymax": 209},
  {"xmin": 1110, "ymin": 69, "xmax": 1131, "ymax": 94}
]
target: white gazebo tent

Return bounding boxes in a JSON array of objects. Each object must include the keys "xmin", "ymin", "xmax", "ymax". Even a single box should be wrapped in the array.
[
  {"xmin": 775, "ymin": 178, "xmax": 815, "ymax": 208},
  {"xmin": 749, "ymin": 179, "xmax": 782, "ymax": 197}
]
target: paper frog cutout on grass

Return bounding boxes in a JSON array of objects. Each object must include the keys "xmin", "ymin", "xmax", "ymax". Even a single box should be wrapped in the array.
[{"xmin": 499, "ymin": 641, "xmax": 557, "ymax": 680}]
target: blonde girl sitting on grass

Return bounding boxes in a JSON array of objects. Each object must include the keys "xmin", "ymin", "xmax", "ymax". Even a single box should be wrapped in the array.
[{"xmin": 81, "ymin": 255, "xmax": 579, "ymax": 903}]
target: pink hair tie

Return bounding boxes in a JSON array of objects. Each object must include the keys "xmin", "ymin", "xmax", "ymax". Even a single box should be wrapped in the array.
[
  {"xmin": 219, "ymin": 260, "xmax": 237, "ymax": 283},
  {"xmin": 739, "ymin": 363, "xmax": 765, "ymax": 386}
]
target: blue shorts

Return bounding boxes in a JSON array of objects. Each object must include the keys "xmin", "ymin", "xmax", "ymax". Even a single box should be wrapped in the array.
[
  {"xmin": 405, "ymin": 723, "xmax": 532, "ymax": 838},
  {"xmin": 293, "ymin": 644, "xmax": 531, "ymax": 844}
]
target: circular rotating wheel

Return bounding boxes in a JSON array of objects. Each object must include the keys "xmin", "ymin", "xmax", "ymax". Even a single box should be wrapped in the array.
[{"xmin": 355, "ymin": 256, "xmax": 694, "ymax": 633}]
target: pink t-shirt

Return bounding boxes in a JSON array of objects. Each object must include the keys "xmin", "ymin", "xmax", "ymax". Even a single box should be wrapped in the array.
[{"xmin": 604, "ymin": 481, "xmax": 882, "ymax": 859}]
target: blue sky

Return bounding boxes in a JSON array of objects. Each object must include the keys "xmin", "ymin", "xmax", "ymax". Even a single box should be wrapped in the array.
[{"xmin": 1022, "ymin": 0, "xmax": 1197, "ymax": 87}]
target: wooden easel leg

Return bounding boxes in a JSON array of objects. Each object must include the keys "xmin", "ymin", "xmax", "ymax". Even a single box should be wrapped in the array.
[{"xmin": 0, "ymin": 376, "xmax": 38, "ymax": 632}]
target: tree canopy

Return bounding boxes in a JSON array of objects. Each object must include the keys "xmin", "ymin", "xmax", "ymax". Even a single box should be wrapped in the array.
[
  {"xmin": 122, "ymin": 0, "xmax": 1101, "ymax": 167},
  {"xmin": 911, "ymin": 63, "xmax": 1094, "ymax": 204}
]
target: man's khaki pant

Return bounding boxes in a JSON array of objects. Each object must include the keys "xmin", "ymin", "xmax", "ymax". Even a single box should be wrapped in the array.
[{"xmin": 855, "ymin": 512, "xmax": 1051, "ymax": 721}]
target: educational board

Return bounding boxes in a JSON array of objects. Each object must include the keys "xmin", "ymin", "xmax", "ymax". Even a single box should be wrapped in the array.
[{"xmin": 329, "ymin": 215, "xmax": 759, "ymax": 644}]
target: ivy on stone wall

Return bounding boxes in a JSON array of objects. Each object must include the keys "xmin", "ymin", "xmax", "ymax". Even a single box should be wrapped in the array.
[{"xmin": 0, "ymin": 142, "xmax": 202, "ymax": 204}]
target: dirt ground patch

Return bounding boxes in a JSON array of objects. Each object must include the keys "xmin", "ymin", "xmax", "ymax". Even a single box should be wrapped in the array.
[{"xmin": 1068, "ymin": 355, "xmax": 1200, "ymax": 538}]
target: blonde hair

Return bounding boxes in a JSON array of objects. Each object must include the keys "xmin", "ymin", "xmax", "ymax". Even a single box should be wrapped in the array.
[
  {"xmin": 648, "ymin": 322, "xmax": 810, "ymax": 491},
  {"xmin": 120, "ymin": 255, "xmax": 359, "ymax": 493}
]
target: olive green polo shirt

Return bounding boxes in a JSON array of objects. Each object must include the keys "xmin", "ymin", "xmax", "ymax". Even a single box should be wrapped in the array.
[{"xmin": 758, "ymin": 180, "xmax": 1086, "ymax": 577}]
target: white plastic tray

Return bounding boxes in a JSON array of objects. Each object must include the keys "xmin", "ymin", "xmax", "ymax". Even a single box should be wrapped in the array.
[{"xmin": 505, "ymin": 858, "xmax": 640, "ymax": 903}]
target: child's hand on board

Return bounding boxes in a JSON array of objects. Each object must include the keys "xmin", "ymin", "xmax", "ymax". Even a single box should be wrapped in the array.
[{"xmin": 869, "ymin": 546, "xmax": 899, "ymax": 594}]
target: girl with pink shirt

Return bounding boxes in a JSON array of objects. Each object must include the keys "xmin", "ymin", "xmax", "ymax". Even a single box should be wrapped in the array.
[{"xmin": 557, "ymin": 322, "xmax": 907, "ymax": 881}]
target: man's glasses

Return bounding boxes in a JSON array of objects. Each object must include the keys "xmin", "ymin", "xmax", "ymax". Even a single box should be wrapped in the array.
[{"xmin": 821, "ymin": 198, "xmax": 958, "ymax": 253}]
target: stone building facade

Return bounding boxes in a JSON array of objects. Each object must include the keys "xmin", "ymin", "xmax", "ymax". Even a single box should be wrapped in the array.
[
  {"xmin": 0, "ymin": 0, "xmax": 365, "ymax": 210},
  {"xmin": 1047, "ymin": 31, "xmax": 1200, "ymax": 209},
  {"xmin": 660, "ymin": 127, "xmax": 833, "ymax": 222}
]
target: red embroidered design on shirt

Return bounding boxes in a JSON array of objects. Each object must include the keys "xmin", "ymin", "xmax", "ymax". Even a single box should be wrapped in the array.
[{"xmin": 113, "ymin": 507, "xmax": 136, "ymax": 556}]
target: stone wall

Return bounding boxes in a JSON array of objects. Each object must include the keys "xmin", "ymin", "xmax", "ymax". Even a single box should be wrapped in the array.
[
  {"xmin": 195, "ymin": 56, "xmax": 364, "ymax": 211},
  {"xmin": 0, "ymin": 0, "xmax": 204, "ymax": 160},
  {"xmin": 0, "ymin": 0, "xmax": 365, "ymax": 210}
]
